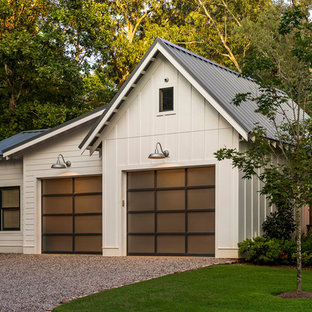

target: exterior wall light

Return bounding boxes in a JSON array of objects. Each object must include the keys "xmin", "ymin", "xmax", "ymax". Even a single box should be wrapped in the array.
[
  {"xmin": 148, "ymin": 142, "xmax": 169, "ymax": 159},
  {"xmin": 51, "ymin": 154, "xmax": 71, "ymax": 169}
]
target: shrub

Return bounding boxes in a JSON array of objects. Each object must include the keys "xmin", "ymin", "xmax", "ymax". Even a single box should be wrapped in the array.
[
  {"xmin": 238, "ymin": 236, "xmax": 296, "ymax": 265},
  {"xmin": 262, "ymin": 207, "xmax": 295, "ymax": 240}
]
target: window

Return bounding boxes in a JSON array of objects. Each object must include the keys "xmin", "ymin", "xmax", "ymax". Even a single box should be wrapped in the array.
[
  {"xmin": 159, "ymin": 87, "xmax": 174, "ymax": 112},
  {"xmin": 0, "ymin": 187, "xmax": 20, "ymax": 231}
]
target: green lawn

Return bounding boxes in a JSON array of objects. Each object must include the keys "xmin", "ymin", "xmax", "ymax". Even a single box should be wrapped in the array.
[{"xmin": 53, "ymin": 264, "xmax": 312, "ymax": 312}]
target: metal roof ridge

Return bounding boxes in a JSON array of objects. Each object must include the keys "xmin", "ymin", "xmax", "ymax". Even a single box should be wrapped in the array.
[{"xmin": 158, "ymin": 37, "xmax": 254, "ymax": 81}]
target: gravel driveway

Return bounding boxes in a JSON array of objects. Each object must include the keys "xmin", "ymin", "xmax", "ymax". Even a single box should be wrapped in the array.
[{"xmin": 0, "ymin": 254, "xmax": 234, "ymax": 312}]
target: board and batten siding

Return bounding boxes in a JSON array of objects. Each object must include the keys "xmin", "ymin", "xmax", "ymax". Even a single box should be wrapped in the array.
[
  {"xmin": 0, "ymin": 160, "xmax": 23, "ymax": 252},
  {"xmin": 99, "ymin": 55, "xmax": 240, "ymax": 258},
  {"xmin": 22, "ymin": 123, "xmax": 102, "ymax": 254}
]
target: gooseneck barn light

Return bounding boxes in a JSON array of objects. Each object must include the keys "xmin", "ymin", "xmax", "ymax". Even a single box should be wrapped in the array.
[
  {"xmin": 148, "ymin": 142, "xmax": 169, "ymax": 159},
  {"xmin": 51, "ymin": 154, "xmax": 71, "ymax": 169}
]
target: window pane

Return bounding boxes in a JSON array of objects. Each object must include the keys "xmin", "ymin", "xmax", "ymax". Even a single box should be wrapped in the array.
[
  {"xmin": 75, "ymin": 215, "xmax": 102, "ymax": 234},
  {"xmin": 42, "ymin": 236, "xmax": 73, "ymax": 252},
  {"xmin": 187, "ymin": 235, "xmax": 215, "ymax": 255},
  {"xmin": 157, "ymin": 213, "xmax": 185, "ymax": 233},
  {"xmin": 43, "ymin": 196, "xmax": 73, "ymax": 214},
  {"xmin": 187, "ymin": 167, "xmax": 215, "ymax": 186},
  {"xmin": 157, "ymin": 190, "xmax": 185, "ymax": 210},
  {"xmin": 128, "ymin": 171, "xmax": 154, "ymax": 189},
  {"xmin": 188, "ymin": 189, "xmax": 215, "ymax": 210},
  {"xmin": 157, "ymin": 169, "xmax": 185, "ymax": 188},
  {"xmin": 128, "ymin": 213, "xmax": 154, "ymax": 233},
  {"xmin": 128, "ymin": 235, "xmax": 154, "ymax": 253},
  {"xmin": 188, "ymin": 212, "xmax": 215, "ymax": 233},
  {"xmin": 43, "ymin": 178, "xmax": 72, "ymax": 195},
  {"xmin": 42, "ymin": 216, "xmax": 72, "ymax": 234},
  {"xmin": 2, "ymin": 189, "xmax": 19, "ymax": 208},
  {"xmin": 75, "ymin": 235, "xmax": 101, "ymax": 252},
  {"xmin": 128, "ymin": 192, "xmax": 154, "ymax": 211},
  {"xmin": 157, "ymin": 235, "xmax": 185, "ymax": 253},
  {"xmin": 75, "ymin": 195, "xmax": 102, "ymax": 213},
  {"xmin": 74, "ymin": 176, "xmax": 102, "ymax": 193},
  {"xmin": 3, "ymin": 209, "xmax": 19, "ymax": 229},
  {"xmin": 159, "ymin": 87, "xmax": 173, "ymax": 112}
]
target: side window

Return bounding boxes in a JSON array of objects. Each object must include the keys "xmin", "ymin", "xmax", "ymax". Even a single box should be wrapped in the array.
[
  {"xmin": 159, "ymin": 87, "xmax": 174, "ymax": 112},
  {"xmin": 0, "ymin": 187, "xmax": 20, "ymax": 231}
]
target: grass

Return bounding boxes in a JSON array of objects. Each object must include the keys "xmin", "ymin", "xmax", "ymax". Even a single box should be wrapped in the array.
[{"xmin": 53, "ymin": 264, "xmax": 312, "ymax": 312}]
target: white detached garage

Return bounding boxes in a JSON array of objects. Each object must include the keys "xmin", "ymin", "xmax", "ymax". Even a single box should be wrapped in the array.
[{"xmin": 0, "ymin": 38, "xmax": 302, "ymax": 258}]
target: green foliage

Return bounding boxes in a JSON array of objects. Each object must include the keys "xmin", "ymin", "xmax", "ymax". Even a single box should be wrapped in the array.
[
  {"xmin": 239, "ymin": 235, "xmax": 312, "ymax": 267},
  {"xmin": 262, "ymin": 207, "xmax": 295, "ymax": 240},
  {"xmin": 238, "ymin": 236, "xmax": 294, "ymax": 265}
]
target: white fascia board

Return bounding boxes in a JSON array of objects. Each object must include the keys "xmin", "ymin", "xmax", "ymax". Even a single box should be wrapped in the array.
[
  {"xmin": 3, "ymin": 109, "xmax": 105, "ymax": 158},
  {"xmin": 80, "ymin": 44, "xmax": 161, "ymax": 154},
  {"xmin": 157, "ymin": 45, "xmax": 249, "ymax": 141}
]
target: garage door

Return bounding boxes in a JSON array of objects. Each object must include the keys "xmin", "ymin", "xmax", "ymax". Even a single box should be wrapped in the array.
[
  {"xmin": 127, "ymin": 167, "xmax": 215, "ymax": 256},
  {"xmin": 42, "ymin": 176, "xmax": 102, "ymax": 254}
]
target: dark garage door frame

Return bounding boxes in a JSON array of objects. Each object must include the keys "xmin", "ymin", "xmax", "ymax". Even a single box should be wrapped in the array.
[
  {"xmin": 127, "ymin": 167, "xmax": 215, "ymax": 256},
  {"xmin": 41, "ymin": 176, "xmax": 102, "ymax": 254}
]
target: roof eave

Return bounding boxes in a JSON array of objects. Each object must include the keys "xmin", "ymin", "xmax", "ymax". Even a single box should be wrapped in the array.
[{"xmin": 2, "ymin": 107, "xmax": 105, "ymax": 158}]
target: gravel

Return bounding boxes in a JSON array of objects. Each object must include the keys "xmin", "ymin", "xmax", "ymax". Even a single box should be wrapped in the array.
[{"xmin": 0, "ymin": 254, "xmax": 235, "ymax": 312}]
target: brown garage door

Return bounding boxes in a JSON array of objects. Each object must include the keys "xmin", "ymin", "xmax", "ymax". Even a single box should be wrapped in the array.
[
  {"xmin": 127, "ymin": 167, "xmax": 215, "ymax": 256},
  {"xmin": 42, "ymin": 176, "xmax": 102, "ymax": 254}
]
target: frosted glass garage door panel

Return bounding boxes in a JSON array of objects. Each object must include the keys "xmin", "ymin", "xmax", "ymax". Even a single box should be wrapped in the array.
[
  {"xmin": 43, "ymin": 236, "xmax": 73, "ymax": 252},
  {"xmin": 75, "ymin": 195, "xmax": 102, "ymax": 213},
  {"xmin": 157, "ymin": 213, "xmax": 185, "ymax": 233},
  {"xmin": 187, "ymin": 167, "xmax": 215, "ymax": 186},
  {"xmin": 43, "ymin": 196, "xmax": 73, "ymax": 214},
  {"xmin": 157, "ymin": 190, "xmax": 185, "ymax": 210},
  {"xmin": 188, "ymin": 235, "xmax": 215, "ymax": 254},
  {"xmin": 128, "ymin": 171, "xmax": 154, "ymax": 189},
  {"xmin": 157, "ymin": 236, "xmax": 185, "ymax": 253},
  {"xmin": 43, "ymin": 216, "xmax": 73, "ymax": 234},
  {"xmin": 188, "ymin": 212, "xmax": 215, "ymax": 232},
  {"xmin": 157, "ymin": 169, "xmax": 185, "ymax": 188},
  {"xmin": 128, "ymin": 213, "xmax": 155, "ymax": 233},
  {"xmin": 75, "ymin": 236, "xmax": 102, "ymax": 252},
  {"xmin": 43, "ymin": 178, "xmax": 72, "ymax": 194},
  {"xmin": 188, "ymin": 189, "xmax": 215, "ymax": 210},
  {"xmin": 128, "ymin": 192, "xmax": 154, "ymax": 211},
  {"xmin": 75, "ymin": 215, "xmax": 102, "ymax": 234},
  {"xmin": 74, "ymin": 176, "xmax": 102, "ymax": 193},
  {"xmin": 128, "ymin": 236, "xmax": 154, "ymax": 253}
]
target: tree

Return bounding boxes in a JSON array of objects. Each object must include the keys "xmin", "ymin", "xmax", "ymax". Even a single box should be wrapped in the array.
[
  {"xmin": 215, "ymin": 4, "xmax": 312, "ymax": 295},
  {"xmin": 194, "ymin": 0, "xmax": 272, "ymax": 72},
  {"xmin": 0, "ymin": 0, "xmax": 112, "ymax": 140}
]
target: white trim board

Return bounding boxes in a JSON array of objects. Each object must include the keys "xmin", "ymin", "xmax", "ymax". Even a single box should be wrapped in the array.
[{"xmin": 3, "ymin": 108, "xmax": 105, "ymax": 158}]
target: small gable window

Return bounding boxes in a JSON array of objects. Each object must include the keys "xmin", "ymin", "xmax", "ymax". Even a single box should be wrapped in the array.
[{"xmin": 159, "ymin": 87, "xmax": 174, "ymax": 112}]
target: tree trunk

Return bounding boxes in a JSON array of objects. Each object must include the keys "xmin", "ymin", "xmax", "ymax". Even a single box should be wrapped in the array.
[{"xmin": 296, "ymin": 204, "xmax": 302, "ymax": 294}]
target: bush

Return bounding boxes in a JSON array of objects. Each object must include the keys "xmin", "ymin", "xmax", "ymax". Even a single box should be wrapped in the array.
[
  {"xmin": 262, "ymin": 208, "xmax": 295, "ymax": 240},
  {"xmin": 238, "ymin": 236, "xmax": 295, "ymax": 265},
  {"xmin": 239, "ymin": 235, "xmax": 312, "ymax": 266}
]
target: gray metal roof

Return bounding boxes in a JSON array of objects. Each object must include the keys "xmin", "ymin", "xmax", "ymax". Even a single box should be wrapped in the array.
[
  {"xmin": 0, "ymin": 130, "xmax": 48, "ymax": 156},
  {"xmin": 160, "ymin": 38, "xmax": 301, "ymax": 140},
  {"xmin": 81, "ymin": 37, "xmax": 305, "ymax": 149},
  {"xmin": 1, "ymin": 106, "xmax": 105, "ymax": 156}
]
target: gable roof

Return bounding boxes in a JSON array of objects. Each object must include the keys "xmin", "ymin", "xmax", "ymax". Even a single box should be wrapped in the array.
[
  {"xmin": 2, "ymin": 106, "xmax": 105, "ymax": 158},
  {"xmin": 80, "ymin": 38, "xmax": 300, "ymax": 153}
]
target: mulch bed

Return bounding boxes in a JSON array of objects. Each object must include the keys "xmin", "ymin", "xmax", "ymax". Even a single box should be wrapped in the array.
[{"xmin": 278, "ymin": 291, "xmax": 312, "ymax": 299}]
